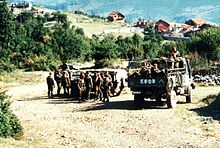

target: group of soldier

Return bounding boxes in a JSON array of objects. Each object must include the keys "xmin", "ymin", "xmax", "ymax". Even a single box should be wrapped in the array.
[
  {"xmin": 138, "ymin": 47, "xmax": 181, "ymax": 77},
  {"xmin": 46, "ymin": 63, "xmax": 114, "ymax": 103}
]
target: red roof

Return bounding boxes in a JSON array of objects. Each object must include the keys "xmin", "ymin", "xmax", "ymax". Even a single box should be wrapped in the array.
[
  {"xmin": 108, "ymin": 11, "xmax": 124, "ymax": 17},
  {"xmin": 188, "ymin": 18, "xmax": 206, "ymax": 25}
]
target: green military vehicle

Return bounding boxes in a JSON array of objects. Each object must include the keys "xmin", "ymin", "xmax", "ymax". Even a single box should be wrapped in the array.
[{"xmin": 127, "ymin": 57, "xmax": 194, "ymax": 108}]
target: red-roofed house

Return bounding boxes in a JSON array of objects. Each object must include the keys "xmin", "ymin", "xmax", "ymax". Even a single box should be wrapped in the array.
[
  {"xmin": 155, "ymin": 19, "xmax": 175, "ymax": 33},
  {"xmin": 107, "ymin": 11, "xmax": 125, "ymax": 22},
  {"xmin": 185, "ymin": 18, "xmax": 206, "ymax": 28}
]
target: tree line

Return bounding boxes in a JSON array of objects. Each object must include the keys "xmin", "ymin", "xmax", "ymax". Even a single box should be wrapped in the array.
[{"xmin": 0, "ymin": 0, "xmax": 220, "ymax": 73}]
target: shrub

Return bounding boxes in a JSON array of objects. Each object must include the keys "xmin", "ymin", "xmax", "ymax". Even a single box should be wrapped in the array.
[
  {"xmin": 0, "ymin": 60, "xmax": 14, "ymax": 73},
  {"xmin": 0, "ymin": 91, "xmax": 23, "ymax": 139}
]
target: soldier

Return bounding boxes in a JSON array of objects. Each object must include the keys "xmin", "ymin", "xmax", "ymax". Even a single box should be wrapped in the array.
[
  {"xmin": 170, "ymin": 47, "xmax": 180, "ymax": 61},
  {"xmin": 46, "ymin": 72, "xmax": 55, "ymax": 98},
  {"xmin": 61, "ymin": 61, "xmax": 68, "ymax": 71},
  {"xmin": 104, "ymin": 71, "xmax": 113, "ymax": 96},
  {"xmin": 170, "ymin": 47, "xmax": 180, "ymax": 68},
  {"xmin": 79, "ymin": 71, "xmax": 86, "ymax": 101},
  {"xmin": 72, "ymin": 77, "xmax": 83, "ymax": 103},
  {"xmin": 151, "ymin": 63, "xmax": 160, "ymax": 76},
  {"xmin": 93, "ymin": 71, "xmax": 102, "ymax": 100},
  {"xmin": 104, "ymin": 71, "xmax": 112, "ymax": 82},
  {"xmin": 54, "ymin": 68, "xmax": 62, "ymax": 97},
  {"xmin": 151, "ymin": 62, "xmax": 165, "ymax": 77},
  {"xmin": 84, "ymin": 71, "xmax": 93, "ymax": 100},
  {"xmin": 139, "ymin": 61, "xmax": 151, "ymax": 77},
  {"xmin": 102, "ymin": 72, "xmax": 111, "ymax": 102},
  {"xmin": 61, "ymin": 71, "xmax": 71, "ymax": 97},
  {"xmin": 99, "ymin": 73, "xmax": 104, "ymax": 101}
]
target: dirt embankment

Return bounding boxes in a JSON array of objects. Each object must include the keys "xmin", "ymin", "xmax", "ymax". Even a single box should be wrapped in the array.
[{"xmin": 2, "ymin": 76, "xmax": 220, "ymax": 147}]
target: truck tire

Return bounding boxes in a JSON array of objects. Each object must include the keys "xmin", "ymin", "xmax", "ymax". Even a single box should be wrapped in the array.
[
  {"xmin": 167, "ymin": 90, "xmax": 177, "ymax": 108},
  {"xmin": 186, "ymin": 86, "xmax": 192, "ymax": 103},
  {"xmin": 134, "ymin": 94, "xmax": 144, "ymax": 108},
  {"xmin": 167, "ymin": 78, "xmax": 174, "ymax": 91}
]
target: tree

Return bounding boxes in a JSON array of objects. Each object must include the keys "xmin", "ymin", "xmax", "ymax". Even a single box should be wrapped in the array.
[
  {"xmin": 115, "ymin": 35, "xmax": 129, "ymax": 59},
  {"xmin": 143, "ymin": 41, "xmax": 160, "ymax": 59},
  {"xmin": 15, "ymin": 11, "xmax": 34, "ymax": 23},
  {"xmin": 0, "ymin": 0, "xmax": 15, "ymax": 49},
  {"xmin": 131, "ymin": 33, "xmax": 144, "ymax": 59},
  {"xmin": 187, "ymin": 28, "xmax": 220, "ymax": 65},
  {"xmin": 93, "ymin": 35, "xmax": 117, "ymax": 61}
]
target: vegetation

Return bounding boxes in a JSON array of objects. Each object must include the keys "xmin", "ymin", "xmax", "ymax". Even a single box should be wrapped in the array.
[
  {"xmin": 0, "ymin": 90, "xmax": 23, "ymax": 139},
  {"xmin": 0, "ymin": 0, "xmax": 220, "ymax": 72}
]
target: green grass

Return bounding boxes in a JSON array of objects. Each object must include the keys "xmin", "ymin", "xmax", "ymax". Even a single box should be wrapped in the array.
[
  {"xmin": 0, "ymin": 70, "xmax": 46, "ymax": 86},
  {"xmin": 67, "ymin": 13, "xmax": 135, "ymax": 38}
]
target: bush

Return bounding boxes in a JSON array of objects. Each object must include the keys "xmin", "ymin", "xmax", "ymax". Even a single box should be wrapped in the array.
[
  {"xmin": 0, "ymin": 60, "xmax": 14, "ymax": 73},
  {"xmin": 0, "ymin": 91, "xmax": 23, "ymax": 139},
  {"xmin": 188, "ymin": 52, "xmax": 207, "ymax": 69}
]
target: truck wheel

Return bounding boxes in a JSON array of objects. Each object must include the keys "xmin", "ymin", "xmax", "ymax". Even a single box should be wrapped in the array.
[
  {"xmin": 186, "ymin": 86, "xmax": 192, "ymax": 103},
  {"xmin": 167, "ymin": 78, "xmax": 174, "ymax": 91},
  {"xmin": 167, "ymin": 90, "xmax": 177, "ymax": 108},
  {"xmin": 134, "ymin": 94, "xmax": 144, "ymax": 108}
]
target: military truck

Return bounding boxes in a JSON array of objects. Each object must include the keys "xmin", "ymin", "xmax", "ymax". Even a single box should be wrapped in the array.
[{"xmin": 127, "ymin": 57, "xmax": 194, "ymax": 108}]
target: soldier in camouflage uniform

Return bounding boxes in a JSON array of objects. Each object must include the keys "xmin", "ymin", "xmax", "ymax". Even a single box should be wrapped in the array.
[
  {"xmin": 84, "ymin": 71, "xmax": 93, "ymax": 100},
  {"xmin": 46, "ymin": 72, "xmax": 55, "ymax": 98},
  {"xmin": 61, "ymin": 71, "xmax": 71, "ymax": 97},
  {"xmin": 93, "ymin": 71, "xmax": 102, "ymax": 100},
  {"xmin": 54, "ymin": 68, "xmax": 62, "ymax": 97},
  {"xmin": 103, "ymin": 71, "xmax": 112, "ymax": 102},
  {"xmin": 72, "ymin": 77, "xmax": 83, "ymax": 103}
]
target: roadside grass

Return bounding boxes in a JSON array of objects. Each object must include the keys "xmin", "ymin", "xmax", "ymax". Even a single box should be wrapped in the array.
[
  {"xmin": 0, "ymin": 70, "xmax": 47, "ymax": 88},
  {"xmin": 192, "ymin": 92, "xmax": 220, "ymax": 121},
  {"xmin": 175, "ymin": 86, "xmax": 220, "ymax": 137},
  {"xmin": 175, "ymin": 86, "xmax": 220, "ymax": 123}
]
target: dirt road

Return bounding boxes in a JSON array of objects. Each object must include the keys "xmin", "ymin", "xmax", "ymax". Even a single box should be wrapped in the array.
[{"xmin": 4, "ymin": 80, "xmax": 220, "ymax": 147}]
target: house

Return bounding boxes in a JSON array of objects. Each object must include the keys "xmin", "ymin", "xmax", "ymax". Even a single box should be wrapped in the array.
[
  {"xmin": 174, "ymin": 23, "xmax": 191, "ymax": 33},
  {"xmin": 11, "ymin": 1, "xmax": 33, "ymax": 11},
  {"xmin": 185, "ymin": 18, "xmax": 206, "ymax": 28},
  {"xmin": 134, "ymin": 19, "xmax": 155, "ymax": 28},
  {"xmin": 107, "ymin": 11, "xmax": 125, "ymax": 22},
  {"xmin": 199, "ymin": 23, "xmax": 214, "ymax": 30},
  {"xmin": 155, "ymin": 19, "xmax": 175, "ymax": 33}
]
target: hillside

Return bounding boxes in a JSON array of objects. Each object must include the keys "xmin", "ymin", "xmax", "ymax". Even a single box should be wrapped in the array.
[{"xmin": 35, "ymin": 6, "xmax": 143, "ymax": 38}]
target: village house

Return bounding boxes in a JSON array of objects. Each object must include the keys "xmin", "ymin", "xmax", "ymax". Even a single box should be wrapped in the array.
[
  {"xmin": 134, "ymin": 19, "xmax": 155, "ymax": 28},
  {"xmin": 133, "ymin": 17, "xmax": 213, "ymax": 40},
  {"xmin": 11, "ymin": 1, "xmax": 32, "ymax": 10},
  {"xmin": 154, "ymin": 19, "xmax": 176, "ymax": 33},
  {"xmin": 107, "ymin": 11, "xmax": 125, "ymax": 23},
  {"xmin": 185, "ymin": 18, "xmax": 206, "ymax": 28}
]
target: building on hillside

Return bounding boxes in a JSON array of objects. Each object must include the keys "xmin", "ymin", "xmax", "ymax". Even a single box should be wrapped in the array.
[
  {"xmin": 133, "ymin": 19, "xmax": 155, "ymax": 28},
  {"xmin": 199, "ymin": 23, "xmax": 214, "ymax": 30},
  {"xmin": 107, "ymin": 11, "xmax": 125, "ymax": 22},
  {"xmin": 11, "ymin": 1, "xmax": 32, "ymax": 10},
  {"xmin": 185, "ymin": 18, "xmax": 206, "ymax": 28},
  {"xmin": 155, "ymin": 19, "xmax": 175, "ymax": 33},
  {"xmin": 172, "ymin": 23, "xmax": 191, "ymax": 33}
]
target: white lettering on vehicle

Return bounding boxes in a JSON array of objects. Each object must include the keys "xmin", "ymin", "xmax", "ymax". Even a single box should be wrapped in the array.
[{"xmin": 140, "ymin": 79, "xmax": 156, "ymax": 84}]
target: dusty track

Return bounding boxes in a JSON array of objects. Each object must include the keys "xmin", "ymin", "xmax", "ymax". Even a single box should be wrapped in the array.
[{"xmin": 4, "ymin": 81, "xmax": 220, "ymax": 147}]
